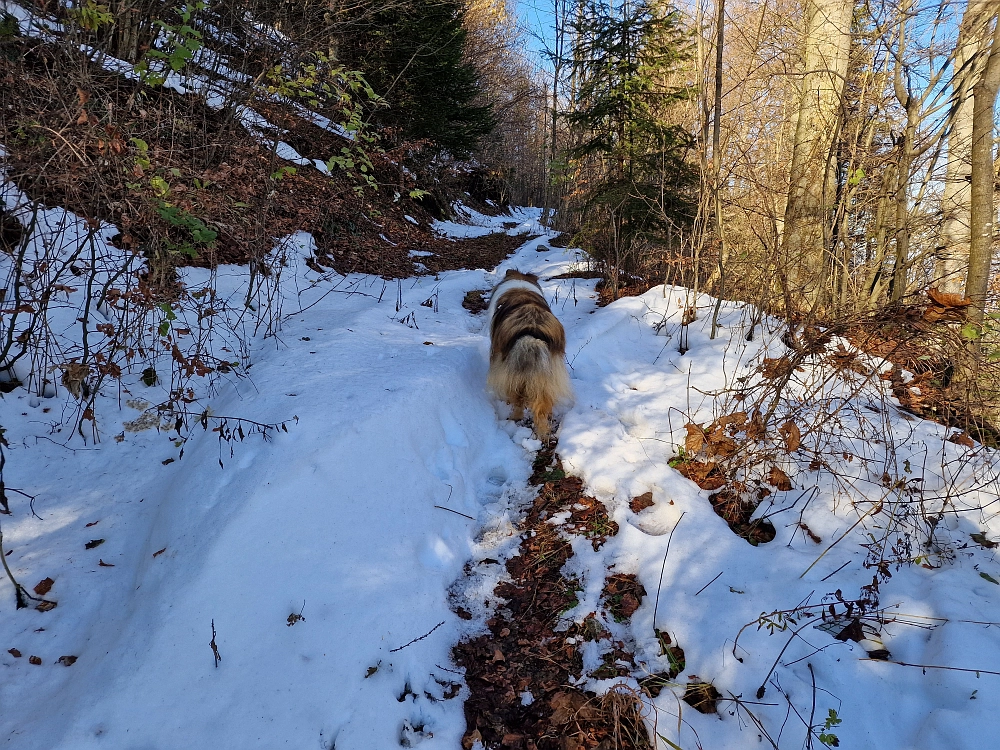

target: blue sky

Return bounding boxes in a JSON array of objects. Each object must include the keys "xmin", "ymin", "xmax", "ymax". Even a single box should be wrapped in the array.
[{"xmin": 514, "ymin": 0, "xmax": 557, "ymax": 69}]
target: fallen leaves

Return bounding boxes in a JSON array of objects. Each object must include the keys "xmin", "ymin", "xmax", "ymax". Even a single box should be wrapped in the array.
[
  {"xmin": 684, "ymin": 421, "xmax": 736, "ymax": 459},
  {"xmin": 8, "ymin": 648, "xmax": 21, "ymax": 658},
  {"xmin": 673, "ymin": 459, "xmax": 725, "ymax": 491},
  {"xmin": 923, "ymin": 288, "xmax": 971, "ymax": 323},
  {"xmin": 455, "ymin": 444, "xmax": 651, "ymax": 750},
  {"xmin": 948, "ymin": 431, "xmax": 975, "ymax": 449},
  {"xmin": 28, "ymin": 655, "xmax": 41, "ymax": 666},
  {"xmin": 462, "ymin": 289, "xmax": 489, "ymax": 313},
  {"xmin": 602, "ymin": 574, "xmax": 646, "ymax": 622},
  {"xmin": 778, "ymin": 420, "xmax": 801, "ymax": 452},
  {"xmin": 766, "ymin": 466, "xmax": 793, "ymax": 492},
  {"xmin": 708, "ymin": 488, "xmax": 777, "ymax": 546},
  {"xmin": 629, "ymin": 491, "xmax": 654, "ymax": 513},
  {"xmin": 549, "ymin": 691, "xmax": 600, "ymax": 724},
  {"xmin": 33, "ymin": 577, "xmax": 54, "ymax": 596},
  {"xmin": 56, "ymin": 655, "xmax": 77, "ymax": 667},
  {"xmin": 971, "ymin": 532, "xmax": 998, "ymax": 549},
  {"xmin": 682, "ymin": 680, "xmax": 721, "ymax": 714},
  {"xmin": 84, "ymin": 539, "xmax": 105, "ymax": 549}
]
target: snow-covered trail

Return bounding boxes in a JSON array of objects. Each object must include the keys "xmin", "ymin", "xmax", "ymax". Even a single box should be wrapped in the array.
[
  {"xmin": 0, "ymin": 213, "xmax": 596, "ymax": 748},
  {"xmin": 4, "ymin": 204, "xmax": 1000, "ymax": 750}
]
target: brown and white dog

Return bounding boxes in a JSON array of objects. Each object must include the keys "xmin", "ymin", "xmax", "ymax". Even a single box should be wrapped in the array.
[{"xmin": 486, "ymin": 270, "xmax": 572, "ymax": 439}]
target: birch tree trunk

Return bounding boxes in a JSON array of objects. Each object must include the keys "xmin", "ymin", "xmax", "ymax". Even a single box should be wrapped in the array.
[
  {"xmin": 965, "ymin": 12, "xmax": 1000, "ymax": 327},
  {"xmin": 781, "ymin": 0, "xmax": 852, "ymax": 308}
]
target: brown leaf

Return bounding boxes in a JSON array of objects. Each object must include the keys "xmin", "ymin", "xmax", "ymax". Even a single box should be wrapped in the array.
[
  {"xmin": 970, "ymin": 532, "xmax": 997, "ymax": 549},
  {"xmin": 8, "ymin": 648, "xmax": 21, "ymax": 658},
  {"xmin": 461, "ymin": 729, "xmax": 483, "ymax": 750},
  {"xmin": 705, "ymin": 429, "xmax": 737, "ymax": 459},
  {"xmin": 28, "ymin": 655, "xmax": 41, "ymax": 665},
  {"xmin": 549, "ymin": 691, "xmax": 598, "ymax": 724},
  {"xmin": 761, "ymin": 356, "xmax": 794, "ymax": 379},
  {"xmin": 948, "ymin": 431, "xmax": 975, "ymax": 448},
  {"xmin": 684, "ymin": 423, "xmax": 706, "ymax": 454},
  {"xmin": 492, "ymin": 648, "xmax": 505, "ymax": 663},
  {"xmin": 85, "ymin": 520, "xmax": 100, "ymax": 527},
  {"xmin": 717, "ymin": 411, "xmax": 748, "ymax": 429},
  {"xmin": 152, "ymin": 547, "xmax": 166, "ymax": 558},
  {"xmin": 98, "ymin": 559, "xmax": 114, "ymax": 567},
  {"xmin": 778, "ymin": 420, "xmax": 801, "ymax": 452},
  {"xmin": 56, "ymin": 655, "xmax": 77, "ymax": 667},
  {"xmin": 75, "ymin": 110, "xmax": 89, "ymax": 126},
  {"xmin": 33, "ymin": 577, "xmax": 54, "ymax": 596},
  {"xmin": 85, "ymin": 539, "xmax": 105, "ymax": 549},
  {"xmin": 675, "ymin": 460, "xmax": 726, "ymax": 491},
  {"xmin": 927, "ymin": 288, "xmax": 971, "ymax": 308},
  {"xmin": 629, "ymin": 492, "xmax": 654, "ymax": 513},
  {"xmin": 746, "ymin": 410, "xmax": 766, "ymax": 441},
  {"xmin": 35, "ymin": 600, "xmax": 57, "ymax": 612},
  {"xmin": 834, "ymin": 618, "xmax": 865, "ymax": 643},
  {"xmin": 766, "ymin": 467, "xmax": 793, "ymax": 492},
  {"xmin": 76, "ymin": 87, "xmax": 90, "ymax": 107}
]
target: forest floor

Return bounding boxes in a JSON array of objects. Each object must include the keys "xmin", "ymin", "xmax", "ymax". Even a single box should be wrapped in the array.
[{"xmin": 1, "ymin": 201, "xmax": 1000, "ymax": 750}]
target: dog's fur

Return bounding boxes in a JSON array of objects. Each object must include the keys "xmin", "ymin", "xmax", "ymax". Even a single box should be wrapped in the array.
[{"xmin": 486, "ymin": 270, "xmax": 572, "ymax": 439}]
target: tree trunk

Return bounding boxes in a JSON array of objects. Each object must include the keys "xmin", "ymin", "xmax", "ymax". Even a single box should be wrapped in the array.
[
  {"xmin": 938, "ymin": 2, "xmax": 993, "ymax": 294},
  {"xmin": 965, "ymin": 12, "xmax": 1000, "ymax": 327},
  {"xmin": 781, "ymin": 0, "xmax": 852, "ymax": 309}
]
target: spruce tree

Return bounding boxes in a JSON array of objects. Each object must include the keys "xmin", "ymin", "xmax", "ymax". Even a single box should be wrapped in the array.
[
  {"xmin": 342, "ymin": 0, "xmax": 494, "ymax": 157},
  {"xmin": 568, "ymin": 0, "xmax": 695, "ymax": 279}
]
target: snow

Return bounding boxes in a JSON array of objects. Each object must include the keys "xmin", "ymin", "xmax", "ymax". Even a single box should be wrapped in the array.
[
  {"xmin": 5, "ymin": 189, "xmax": 999, "ymax": 748},
  {"xmin": 432, "ymin": 203, "xmax": 547, "ymax": 239}
]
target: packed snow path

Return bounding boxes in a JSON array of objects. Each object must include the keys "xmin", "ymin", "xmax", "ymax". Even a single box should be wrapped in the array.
[{"xmin": 2, "ymin": 210, "xmax": 1000, "ymax": 749}]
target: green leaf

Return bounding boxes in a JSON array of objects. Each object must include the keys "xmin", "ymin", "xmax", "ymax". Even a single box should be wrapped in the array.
[
  {"xmin": 158, "ymin": 321, "xmax": 170, "ymax": 337},
  {"xmin": 960, "ymin": 324, "xmax": 982, "ymax": 341},
  {"xmin": 979, "ymin": 572, "xmax": 999, "ymax": 585}
]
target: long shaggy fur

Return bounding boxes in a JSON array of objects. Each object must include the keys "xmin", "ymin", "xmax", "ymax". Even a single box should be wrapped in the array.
[{"xmin": 486, "ymin": 270, "xmax": 572, "ymax": 439}]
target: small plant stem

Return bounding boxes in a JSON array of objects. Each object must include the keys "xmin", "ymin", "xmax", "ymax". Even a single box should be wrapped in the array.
[{"xmin": 652, "ymin": 512, "xmax": 685, "ymax": 633}]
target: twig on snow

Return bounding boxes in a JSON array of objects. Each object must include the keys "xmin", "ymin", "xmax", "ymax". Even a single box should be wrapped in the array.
[{"xmin": 390, "ymin": 621, "xmax": 445, "ymax": 653}]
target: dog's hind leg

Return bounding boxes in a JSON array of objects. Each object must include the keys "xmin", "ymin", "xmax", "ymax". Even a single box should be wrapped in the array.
[{"xmin": 530, "ymin": 391, "xmax": 556, "ymax": 440}]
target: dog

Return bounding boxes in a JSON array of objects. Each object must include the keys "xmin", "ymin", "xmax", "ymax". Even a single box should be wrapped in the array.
[{"xmin": 486, "ymin": 269, "xmax": 572, "ymax": 439}]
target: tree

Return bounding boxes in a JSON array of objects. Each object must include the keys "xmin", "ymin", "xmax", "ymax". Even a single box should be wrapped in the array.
[
  {"xmin": 965, "ymin": 9, "xmax": 1000, "ymax": 326},
  {"xmin": 937, "ymin": 2, "xmax": 994, "ymax": 294},
  {"xmin": 567, "ymin": 0, "xmax": 695, "ymax": 291},
  {"xmin": 339, "ymin": 0, "xmax": 494, "ymax": 156},
  {"xmin": 781, "ymin": 0, "xmax": 852, "ymax": 307}
]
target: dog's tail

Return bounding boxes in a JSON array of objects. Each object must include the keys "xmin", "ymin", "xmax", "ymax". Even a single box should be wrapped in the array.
[{"xmin": 489, "ymin": 336, "xmax": 572, "ymax": 438}]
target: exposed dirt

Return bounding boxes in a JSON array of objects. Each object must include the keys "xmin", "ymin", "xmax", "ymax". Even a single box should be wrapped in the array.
[
  {"xmin": 453, "ymin": 441, "xmax": 671, "ymax": 750},
  {"xmin": 0, "ymin": 38, "xmax": 530, "ymax": 283}
]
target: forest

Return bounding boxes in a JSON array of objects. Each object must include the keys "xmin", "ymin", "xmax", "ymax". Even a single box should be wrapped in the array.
[{"xmin": 0, "ymin": 1, "xmax": 999, "ymax": 749}]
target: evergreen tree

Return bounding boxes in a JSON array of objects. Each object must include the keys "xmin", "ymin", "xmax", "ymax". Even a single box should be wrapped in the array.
[
  {"xmin": 568, "ymin": 0, "xmax": 695, "ymax": 282},
  {"xmin": 341, "ymin": 0, "xmax": 495, "ymax": 156}
]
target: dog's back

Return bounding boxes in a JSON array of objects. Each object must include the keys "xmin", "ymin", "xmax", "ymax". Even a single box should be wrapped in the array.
[{"xmin": 486, "ymin": 271, "xmax": 571, "ymax": 438}]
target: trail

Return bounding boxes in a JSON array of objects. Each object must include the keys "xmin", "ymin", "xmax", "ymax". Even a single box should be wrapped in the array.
[
  {"xmin": 3, "ymin": 206, "xmax": 1000, "ymax": 750},
  {"xmin": 0, "ymin": 212, "xmax": 594, "ymax": 748}
]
